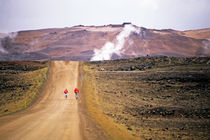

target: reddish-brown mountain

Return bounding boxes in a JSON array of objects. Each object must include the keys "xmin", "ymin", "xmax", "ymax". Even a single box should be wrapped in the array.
[{"xmin": 0, "ymin": 24, "xmax": 210, "ymax": 60}]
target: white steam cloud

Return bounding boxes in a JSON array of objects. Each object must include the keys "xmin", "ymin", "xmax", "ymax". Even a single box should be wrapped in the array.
[
  {"xmin": 0, "ymin": 43, "xmax": 7, "ymax": 53},
  {"xmin": 8, "ymin": 32, "xmax": 18, "ymax": 39},
  {"xmin": 0, "ymin": 32, "xmax": 18, "ymax": 54},
  {"xmin": 91, "ymin": 24, "xmax": 140, "ymax": 61}
]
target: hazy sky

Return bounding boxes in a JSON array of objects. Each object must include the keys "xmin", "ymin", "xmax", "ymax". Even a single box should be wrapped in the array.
[{"xmin": 0, "ymin": 0, "xmax": 210, "ymax": 32}]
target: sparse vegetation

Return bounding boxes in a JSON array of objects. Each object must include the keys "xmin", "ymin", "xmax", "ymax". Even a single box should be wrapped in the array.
[
  {"xmin": 83, "ymin": 56, "xmax": 210, "ymax": 140},
  {"xmin": 0, "ymin": 61, "xmax": 49, "ymax": 116},
  {"xmin": 83, "ymin": 65, "xmax": 136, "ymax": 140}
]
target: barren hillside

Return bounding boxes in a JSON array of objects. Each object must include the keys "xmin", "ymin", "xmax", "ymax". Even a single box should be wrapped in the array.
[{"xmin": 0, "ymin": 24, "xmax": 210, "ymax": 60}]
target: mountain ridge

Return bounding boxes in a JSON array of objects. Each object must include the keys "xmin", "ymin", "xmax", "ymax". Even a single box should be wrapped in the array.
[{"xmin": 0, "ymin": 24, "xmax": 210, "ymax": 61}]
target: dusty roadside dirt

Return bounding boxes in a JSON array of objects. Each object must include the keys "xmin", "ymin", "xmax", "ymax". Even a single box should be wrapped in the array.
[
  {"xmin": 0, "ymin": 61, "xmax": 107, "ymax": 140},
  {"xmin": 77, "ymin": 62, "xmax": 109, "ymax": 140}
]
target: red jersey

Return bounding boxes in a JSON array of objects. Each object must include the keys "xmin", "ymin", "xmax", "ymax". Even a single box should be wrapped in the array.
[
  {"xmin": 74, "ymin": 88, "xmax": 79, "ymax": 93},
  {"xmin": 64, "ymin": 89, "xmax": 68, "ymax": 94}
]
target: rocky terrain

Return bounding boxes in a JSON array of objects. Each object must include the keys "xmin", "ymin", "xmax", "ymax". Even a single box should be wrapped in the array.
[
  {"xmin": 0, "ymin": 24, "xmax": 210, "ymax": 61},
  {"xmin": 0, "ymin": 23, "xmax": 210, "ymax": 140},
  {"xmin": 83, "ymin": 56, "xmax": 210, "ymax": 140},
  {"xmin": 0, "ymin": 61, "xmax": 49, "ymax": 116}
]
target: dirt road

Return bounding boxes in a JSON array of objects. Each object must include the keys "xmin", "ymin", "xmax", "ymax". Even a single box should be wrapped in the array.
[{"xmin": 0, "ymin": 61, "xmax": 82, "ymax": 140}]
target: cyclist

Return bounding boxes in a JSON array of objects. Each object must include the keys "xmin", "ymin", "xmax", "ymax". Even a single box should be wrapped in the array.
[
  {"xmin": 74, "ymin": 88, "xmax": 79, "ymax": 100},
  {"xmin": 64, "ymin": 88, "xmax": 68, "ymax": 99}
]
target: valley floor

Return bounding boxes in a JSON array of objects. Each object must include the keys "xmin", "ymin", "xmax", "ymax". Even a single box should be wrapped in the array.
[
  {"xmin": 83, "ymin": 57, "xmax": 210, "ymax": 140},
  {"xmin": 0, "ymin": 57, "xmax": 209, "ymax": 140},
  {"xmin": 0, "ymin": 61, "xmax": 108, "ymax": 140}
]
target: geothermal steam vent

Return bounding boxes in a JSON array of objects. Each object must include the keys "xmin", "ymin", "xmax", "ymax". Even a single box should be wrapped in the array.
[{"xmin": 91, "ymin": 24, "xmax": 140, "ymax": 61}]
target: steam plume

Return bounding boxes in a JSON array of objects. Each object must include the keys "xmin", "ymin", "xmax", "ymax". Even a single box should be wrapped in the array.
[
  {"xmin": 0, "ymin": 42, "xmax": 7, "ymax": 53},
  {"xmin": 0, "ymin": 32, "xmax": 18, "ymax": 54},
  {"xmin": 91, "ymin": 24, "xmax": 140, "ymax": 61},
  {"xmin": 8, "ymin": 32, "xmax": 18, "ymax": 40}
]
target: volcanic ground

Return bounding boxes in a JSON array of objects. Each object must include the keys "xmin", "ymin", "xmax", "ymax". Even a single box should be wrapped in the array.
[{"xmin": 0, "ymin": 24, "xmax": 210, "ymax": 61}]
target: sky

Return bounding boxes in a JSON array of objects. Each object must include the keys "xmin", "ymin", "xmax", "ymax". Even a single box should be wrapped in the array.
[{"xmin": 0, "ymin": 0, "xmax": 210, "ymax": 33}]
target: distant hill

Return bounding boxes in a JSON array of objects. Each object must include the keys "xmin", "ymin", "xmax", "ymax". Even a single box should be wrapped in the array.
[{"xmin": 0, "ymin": 24, "xmax": 210, "ymax": 60}]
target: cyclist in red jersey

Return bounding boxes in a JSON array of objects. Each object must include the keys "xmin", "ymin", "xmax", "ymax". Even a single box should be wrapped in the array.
[
  {"xmin": 64, "ymin": 89, "xmax": 68, "ymax": 99},
  {"xmin": 74, "ymin": 88, "xmax": 79, "ymax": 100}
]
